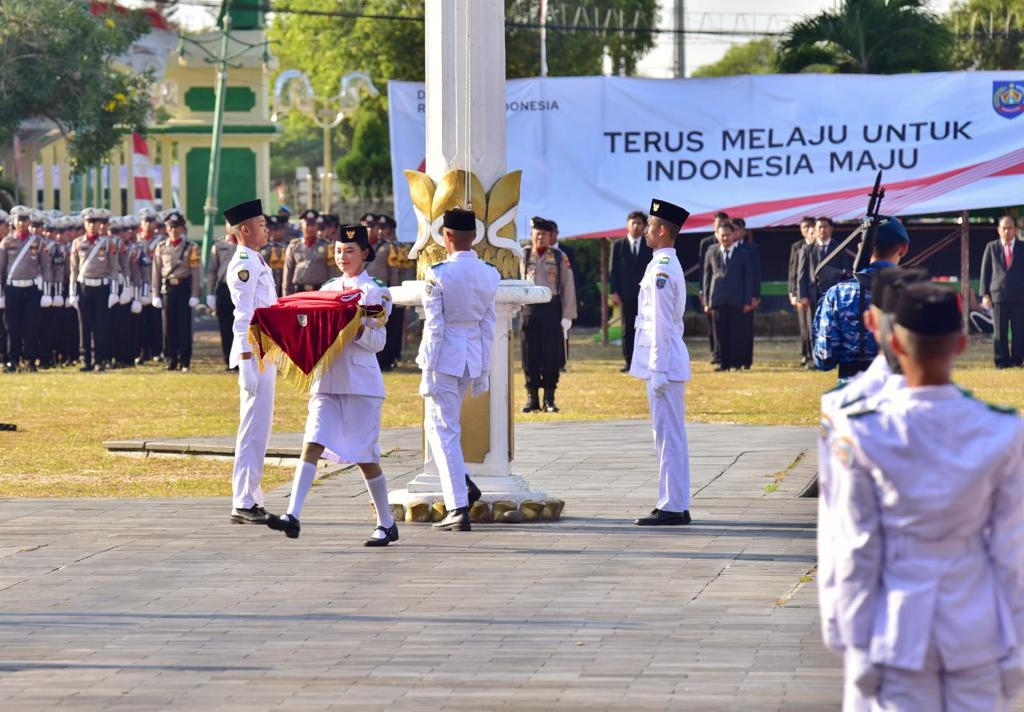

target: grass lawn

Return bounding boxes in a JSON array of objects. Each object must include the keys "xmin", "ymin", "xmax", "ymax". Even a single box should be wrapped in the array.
[{"xmin": 1, "ymin": 325, "xmax": 1019, "ymax": 498}]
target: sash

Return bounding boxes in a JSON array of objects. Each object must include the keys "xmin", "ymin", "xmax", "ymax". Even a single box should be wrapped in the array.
[
  {"xmin": 6, "ymin": 236, "xmax": 36, "ymax": 285},
  {"xmin": 77, "ymin": 237, "xmax": 107, "ymax": 283}
]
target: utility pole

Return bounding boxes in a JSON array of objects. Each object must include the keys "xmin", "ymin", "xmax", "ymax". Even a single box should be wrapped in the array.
[
  {"xmin": 201, "ymin": 2, "xmax": 232, "ymax": 271},
  {"xmin": 674, "ymin": 0, "xmax": 685, "ymax": 78}
]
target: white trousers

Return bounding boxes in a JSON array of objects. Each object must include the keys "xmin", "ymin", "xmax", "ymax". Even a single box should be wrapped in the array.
[
  {"xmin": 424, "ymin": 370, "xmax": 471, "ymax": 511},
  {"xmin": 231, "ymin": 362, "xmax": 277, "ymax": 508},
  {"xmin": 872, "ymin": 642, "xmax": 1006, "ymax": 712},
  {"xmin": 647, "ymin": 379, "xmax": 690, "ymax": 512}
]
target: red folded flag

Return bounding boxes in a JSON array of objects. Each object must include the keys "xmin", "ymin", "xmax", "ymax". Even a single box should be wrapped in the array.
[{"xmin": 248, "ymin": 289, "xmax": 384, "ymax": 391}]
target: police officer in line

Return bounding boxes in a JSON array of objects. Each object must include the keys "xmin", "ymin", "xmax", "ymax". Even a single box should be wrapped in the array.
[
  {"xmin": 282, "ymin": 208, "xmax": 336, "ymax": 294},
  {"xmin": 813, "ymin": 216, "xmax": 911, "ymax": 382},
  {"xmin": 151, "ymin": 211, "xmax": 200, "ymax": 372},
  {"xmin": 36, "ymin": 213, "xmax": 60, "ymax": 369},
  {"xmin": 115, "ymin": 215, "xmax": 145, "ymax": 367},
  {"xmin": 68, "ymin": 208, "xmax": 120, "ymax": 372},
  {"xmin": 206, "ymin": 229, "xmax": 238, "ymax": 369},
  {"xmin": 381, "ymin": 215, "xmax": 415, "ymax": 370},
  {"xmin": 137, "ymin": 207, "xmax": 164, "ymax": 362},
  {"xmin": 0, "ymin": 209, "xmax": 8, "ymax": 363},
  {"xmin": 56, "ymin": 216, "xmax": 80, "ymax": 365},
  {"xmin": 260, "ymin": 214, "xmax": 287, "ymax": 295},
  {"xmin": 520, "ymin": 216, "xmax": 577, "ymax": 413},
  {"xmin": 1, "ymin": 206, "xmax": 54, "ymax": 372},
  {"xmin": 109, "ymin": 216, "xmax": 137, "ymax": 368}
]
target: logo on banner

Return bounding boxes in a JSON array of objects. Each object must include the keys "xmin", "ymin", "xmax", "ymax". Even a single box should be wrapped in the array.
[
  {"xmin": 993, "ymin": 81, "xmax": 1024, "ymax": 119},
  {"xmin": 297, "ymin": 314, "xmax": 307, "ymax": 327}
]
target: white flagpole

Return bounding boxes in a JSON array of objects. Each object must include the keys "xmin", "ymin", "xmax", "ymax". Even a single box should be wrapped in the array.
[{"xmin": 539, "ymin": 0, "xmax": 548, "ymax": 77}]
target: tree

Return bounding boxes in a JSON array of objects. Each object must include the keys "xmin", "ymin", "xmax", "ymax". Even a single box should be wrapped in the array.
[
  {"xmin": 691, "ymin": 39, "xmax": 779, "ymax": 78},
  {"xmin": 0, "ymin": 0, "xmax": 153, "ymax": 170},
  {"xmin": 777, "ymin": 0, "xmax": 953, "ymax": 74},
  {"xmin": 950, "ymin": 0, "xmax": 1024, "ymax": 69}
]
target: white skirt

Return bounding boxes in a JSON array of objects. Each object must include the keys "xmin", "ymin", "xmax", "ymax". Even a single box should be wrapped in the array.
[{"xmin": 304, "ymin": 393, "xmax": 382, "ymax": 464}]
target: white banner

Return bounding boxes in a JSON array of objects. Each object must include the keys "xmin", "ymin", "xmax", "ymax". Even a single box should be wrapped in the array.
[{"xmin": 389, "ymin": 73, "xmax": 1024, "ymax": 240}]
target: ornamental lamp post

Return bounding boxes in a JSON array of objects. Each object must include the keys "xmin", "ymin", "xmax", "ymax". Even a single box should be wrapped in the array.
[{"xmin": 271, "ymin": 70, "xmax": 379, "ymax": 213}]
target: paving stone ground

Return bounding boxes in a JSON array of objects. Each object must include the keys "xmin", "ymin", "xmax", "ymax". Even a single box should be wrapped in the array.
[{"xmin": 1, "ymin": 420, "xmax": 839, "ymax": 711}]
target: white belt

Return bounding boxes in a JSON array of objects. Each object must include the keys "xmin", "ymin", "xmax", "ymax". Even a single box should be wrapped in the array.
[
  {"xmin": 9, "ymin": 279, "xmax": 35, "ymax": 288},
  {"xmin": 447, "ymin": 320, "xmax": 478, "ymax": 329},
  {"xmin": 83, "ymin": 278, "xmax": 110, "ymax": 287},
  {"xmin": 636, "ymin": 317, "xmax": 684, "ymax": 334},
  {"xmin": 886, "ymin": 532, "xmax": 983, "ymax": 562}
]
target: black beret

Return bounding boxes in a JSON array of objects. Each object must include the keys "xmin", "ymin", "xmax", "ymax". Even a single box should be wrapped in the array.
[
  {"xmin": 299, "ymin": 209, "xmax": 319, "ymax": 222},
  {"xmin": 165, "ymin": 211, "xmax": 186, "ymax": 228},
  {"xmin": 530, "ymin": 216, "xmax": 554, "ymax": 232},
  {"xmin": 649, "ymin": 199, "xmax": 690, "ymax": 228},
  {"xmin": 895, "ymin": 283, "xmax": 962, "ymax": 335},
  {"xmin": 223, "ymin": 199, "xmax": 262, "ymax": 226},
  {"xmin": 443, "ymin": 208, "xmax": 477, "ymax": 232},
  {"xmin": 870, "ymin": 266, "xmax": 929, "ymax": 312},
  {"xmin": 338, "ymin": 224, "xmax": 375, "ymax": 262}
]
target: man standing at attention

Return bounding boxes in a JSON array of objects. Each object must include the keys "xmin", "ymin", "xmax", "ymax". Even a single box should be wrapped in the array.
[
  {"xmin": 980, "ymin": 214, "xmax": 1024, "ymax": 368},
  {"xmin": 631, "ymin": 199, "xmax": 692, "ymax": 527},
  {"xmin": 610, "ymin": 210, "xmax": 652, "ymax": 373}
]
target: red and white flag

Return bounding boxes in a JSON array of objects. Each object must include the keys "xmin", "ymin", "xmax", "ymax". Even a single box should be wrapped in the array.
[{"xmin": 131, "ymin": 132, "xmax": 155, "ymax": 211}]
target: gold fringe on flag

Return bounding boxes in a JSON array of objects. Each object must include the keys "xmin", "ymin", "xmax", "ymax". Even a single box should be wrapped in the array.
[{"xmin": 246, "ymin": 305, "xmax": 386, "ymax": 393}]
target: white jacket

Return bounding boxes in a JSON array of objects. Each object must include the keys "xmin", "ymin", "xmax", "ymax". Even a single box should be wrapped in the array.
[
  {"xmin": 831, "ymin": 385, "xmax": 1024, "ymax": 672},
  {"xmin": 310, "ymin": 270, "xmax": 391, "ymax": 398},
  {"xmin": 416, "ymin": 250, "xmax": 500, "ymax": 379},
  {"xmin": 629, "ymin": 247, "xmax": 691, "ymax": 382},
  {"xmin": 227, "ymin": 245, "xmax": 277, "ymax": 369}
]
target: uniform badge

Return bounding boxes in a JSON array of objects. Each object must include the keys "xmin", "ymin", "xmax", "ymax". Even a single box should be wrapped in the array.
[
  {"xmin": 297, "ymin": 314, "xmax": 308, "ymax": 327},
  {"xmin": 831, "ymin": 436, "xmax": 854, "ymax": 469},
  {"xmin": 424, "ymin": 280, "xmax": 434, "ymax": 296},
  {"xmin": 238, "ymin": 269, "xmax": 250, "ymax": 282},
  {"xmin": 318, "ymin": 245, "xmax": 325, "ymax": 253},
  {"xmin": 239, "ymin": 251, "xmax": 248, "ymax": 259},
  {"xmin": 655, "ymin": 272, "xmax": 669, "ymax": 289},
  {"xmin": 659, "ymin": 257, "xmax": 670, "ymax": 264},
  {"xmin": 819, "ymin": 413, "xmax": 833, "ymax": 441}
]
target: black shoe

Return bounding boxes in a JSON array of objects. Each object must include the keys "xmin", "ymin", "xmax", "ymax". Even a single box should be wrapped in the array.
[
  {"xmin": 619, "ymin": 366, "xmax": 630, "ymax": 373},
  {"xmin": 635, "ymin": 509, "xmax": 691, "ymax": 526},
  {"xmin": 266, "ymin": 513, "xmax": 300, "ymax": 538},
  {"xmin": 79, "ymin": 364, "xmax": 94, "ymax": 373},
  {"xmin": 166, "ymin": 361, "xmax": 178, "ymax": 371},
  {"xmin": 433, "ymin": 507, "xmax": 471, "ymax": 531},
  {"xmin": 26, "ymin": 363, "xmax": 37, "ymax": 373},
  {"xmin": 466, "ymin": 475, "xmax": 481, "ymax": 506},
  {"xmin": 713, "ymin": 365, "xmax": 729, "ymax": 372},
  {"xmin": 96, "ymin": 363, "xmax": 107, "ymax": 372},
  {"xmin": 522, "ymin": 389, "xmax": 540, "ymax": 413},
  {"xmin": 364, "ymin": 521, "xmax": 399, "ymax": 547},
  {"xmin": 230, "ymin": 505, "xmax": 270, "ymax": 525},
  {"xmin": 543, "ymin": 389, "xmax": 559, "ymax": 413}
]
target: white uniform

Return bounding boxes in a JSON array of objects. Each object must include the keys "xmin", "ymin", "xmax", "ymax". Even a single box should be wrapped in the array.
[
  {"xmin": 227, "ymin": 245, "xmax": 278, "ymax": 509},
  {"xmin": 629, "ymin": 247, "xmax": 692, "ymax": 513},
  {"xmin": 305, "ymin": 270, "xmax": 391, "ymax": 464},
  {"xmin": 830, "ymin": 385, "xmax": 1024, "ymax": 710},
  {"xmin": 817, "ymin": 355, "xmax": 903, "ymax": 712},
  {"xmin": 416, "ymin": 250, "xmax": 500, "ymax": 510}
]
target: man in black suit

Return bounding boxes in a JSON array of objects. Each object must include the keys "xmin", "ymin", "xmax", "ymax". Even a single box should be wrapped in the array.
[
  {"xmin": 980, "ymin": 215, "xmax": 1024, "ymax": 368},
  {"xmin": 703, "ymin": 219, "xmax": 754, "ymax": 371},
  {"xmin": 698, "ymin": 211, "xmax": 730, "ymax": 364},
  {"xmin": 797, "ymin": 216, "xmax": 852, "ymax": 313},
  {"xmin": 789, "ymin": 217, "xmax": 816, "ymax": 367},
  {"xmin": 610, "ymin": 210, "xmax": 653, "ymax": 372},
  {"xmin": 734, "ymin": 217, "xmax": 760, "ymax": 369}
]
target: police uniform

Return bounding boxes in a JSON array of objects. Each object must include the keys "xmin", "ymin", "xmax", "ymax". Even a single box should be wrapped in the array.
[
  {"xmin": 260, "ymin": 215, "xmax": 287, "ymax": 295},
  {"xmin": 813, "ymin": 216, "xmax": 910, "ymax": 382},
  {"xmin": 68, "ymin": 209, "xmax": 121, "ymax": 371},
  {"xmin": 136, "ymin": 211, "xmax": 164, "ymax": 361},
  {"xmin": 283, "ymin": 236, "xmax": 335, "ymax": 294},
  {"xmin": 520, "ymin": 218, "xmax": 577, "ymax": 412},
  {"xmin": 629, "ymin": 199, "xmax": 693, "ymax": 526},
  {"xmin": 224, "ymin": 200, "xmax": 278, "ymax": 522},
  {"xmin": 151, "ymin": 213, "xmax": 200, "ymax": 371},
  {"xmin": 206, "ymin": 235, "xmax": 237, "ymax": 368},
  {"xmin": 110, "ymin": 219, "xmax": 138, "ymax": 366},
  {"xmin": 0, "ymin": 210, "xmax": 8, "ymax": 362},
  {"xmin": 36, "ymin": 215, "xmax": 61, "ymax": 368},
  {"xmin": 830, "ymin": 284, "xmax": 1024, "ymax": 711},
  {"xmin": 0, "ymin": 206, "xmax": 53, "ymax": 371},
  {"xmin": 56, "ymin": 218, "xmax": 80, "ymax": 365},
  {"xmin": 417, "ymin": 209, "xmax": 500, "ymax": 531},
  {"xmin": 118, "ymin": 218, "xmax": 145, "ymax": 365}
]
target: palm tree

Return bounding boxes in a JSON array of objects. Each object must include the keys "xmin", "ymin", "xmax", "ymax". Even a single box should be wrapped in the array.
[{"xmin": 778, "ymin": 0, "xmax": 954, "ymax": 74}]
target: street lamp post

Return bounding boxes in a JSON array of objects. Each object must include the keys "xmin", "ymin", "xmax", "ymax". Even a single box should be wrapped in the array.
[{"xmin": 271, "ymin": 70, "xmax": 379, "ymax": 213}]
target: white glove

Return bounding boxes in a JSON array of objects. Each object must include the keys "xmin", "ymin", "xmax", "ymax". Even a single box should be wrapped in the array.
[
  {"xmin": 152, "ymin": 296, "xmax": 163, "ymax": 309},
  {"xmin": 238, "ymin": 358, "xmax": 259, "ymax": 395},
  {"xmin": 140, "ymin": 294, "xmax": 152, "ymax": 306},
  {"xmin": 119, "ymin": 286, "xmax": 132, "ymax": 305},
  {"xmin": 130, "ymin": 299, "xmax": 142, "ymax": 315},
  {"xmin": 40, "ymin": 294, "xmax": 52, "ymax": 308},
  {"xmin": 846, "ymin": 647, "xmax": 881, "ymax": 698},
  {"xmin": 188, "ymin": 296, "xmax": 199, "ymax": 308},
  {"xmin": 419, "ymin": 370, "xmax": 437, "ymax": 398},
  {"xmin": 1001, "ymin": 649, "xmax": 1024, "ymax": 698},
  {"xmin": 0, "ymin": 296, "xmax": 4, "ymax": 310},
  {"xmin": 472, "ymin": 372, "xmax": 489, "ymax": 397},
  {"xmin": 205, "ymin": 295, "xmax": 216, "ymax": 310},
  {"xmin": 107, "ymin": 293, "xmax": 118, "ymax": 309},
  {"xmin": 561, "ymin": 318, "xmax": 572, "ymax": 337},
  {"xmin": 651, "ymin": 371, "xmax": 670, "ymax": 397},
  {"xmin": 52, "ymin": 294, "xmax": 64, "ymax": 308},
  {"xmin": 67, "ymin": 296, "xmax": 79, "ymax": 309}
]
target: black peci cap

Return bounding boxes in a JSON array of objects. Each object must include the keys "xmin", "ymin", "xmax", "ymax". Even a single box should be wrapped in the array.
[
  {"xmin": 443, "ymin": 208, "xmax": 477, "ymax": 232},
  {"xmin": 870, "ymin": 266, "xmax": 929, "ymax": 313},
  {"xmin": 299, "ymin": 209, "xmax": 319, "ymax": 222},
  {"xmin": 223, "ymin": 199, "xmax": 263, "ymax": 226},
  {"xmin": 338, "ymin": 224, "xmax": 375, "ymax": 262},
  {"xmin": 895, "ymin": 283, "xmax": 962, "ymax": 335},
  {"xmin": 530, "ymin": 216, "xmax": 554, "ymax": 232},
  {"xmin": 649, "ymin": 199, "xmax": 690, "ymax": 229}
]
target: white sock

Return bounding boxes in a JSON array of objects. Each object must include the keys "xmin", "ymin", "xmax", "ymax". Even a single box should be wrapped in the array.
[
  {"xmin": 287, "ymin": 460, "xmax": 317, "ymax": 519},
  {"xmin": 365, "ymin": 474, "xmax": 394, "ymax": 528}
]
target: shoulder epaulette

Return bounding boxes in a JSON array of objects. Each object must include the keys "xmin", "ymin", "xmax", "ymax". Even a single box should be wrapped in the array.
[
  {"xmin": 846, "ymin": 406, "xmax": 877, "ymax": 419},
  {"xmin": 430, "ymin": 260, "xmax": 448, "ymax": 269},
  {"xmin": 482, "ymin": 260, "xmax": 498, "ymax": 270},
  {"xmin": 839, "ymin": 393, "xmax": 867, "ymax": 410},
  {"xmin": 372, "ymin": 277, "xmax": 387, "ymax": 288},
  {"xmin": 986, "ymin": 402, "xmax": 1018, "ymax": 415}
]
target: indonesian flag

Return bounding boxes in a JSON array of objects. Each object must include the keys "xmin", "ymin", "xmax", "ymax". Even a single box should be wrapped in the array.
[
  {"xmin": 247, "ymin": 289, "xmax": 385, "ymax": 391},
  {"xmin": 132, "ymin": 132, "xmax": 156, "ymax": 211}
]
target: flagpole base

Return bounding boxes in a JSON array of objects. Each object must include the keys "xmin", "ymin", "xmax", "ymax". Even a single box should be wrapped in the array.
[{"xmin": 383, "ymin": 485, "xmax": 565, "ymax": 524}]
